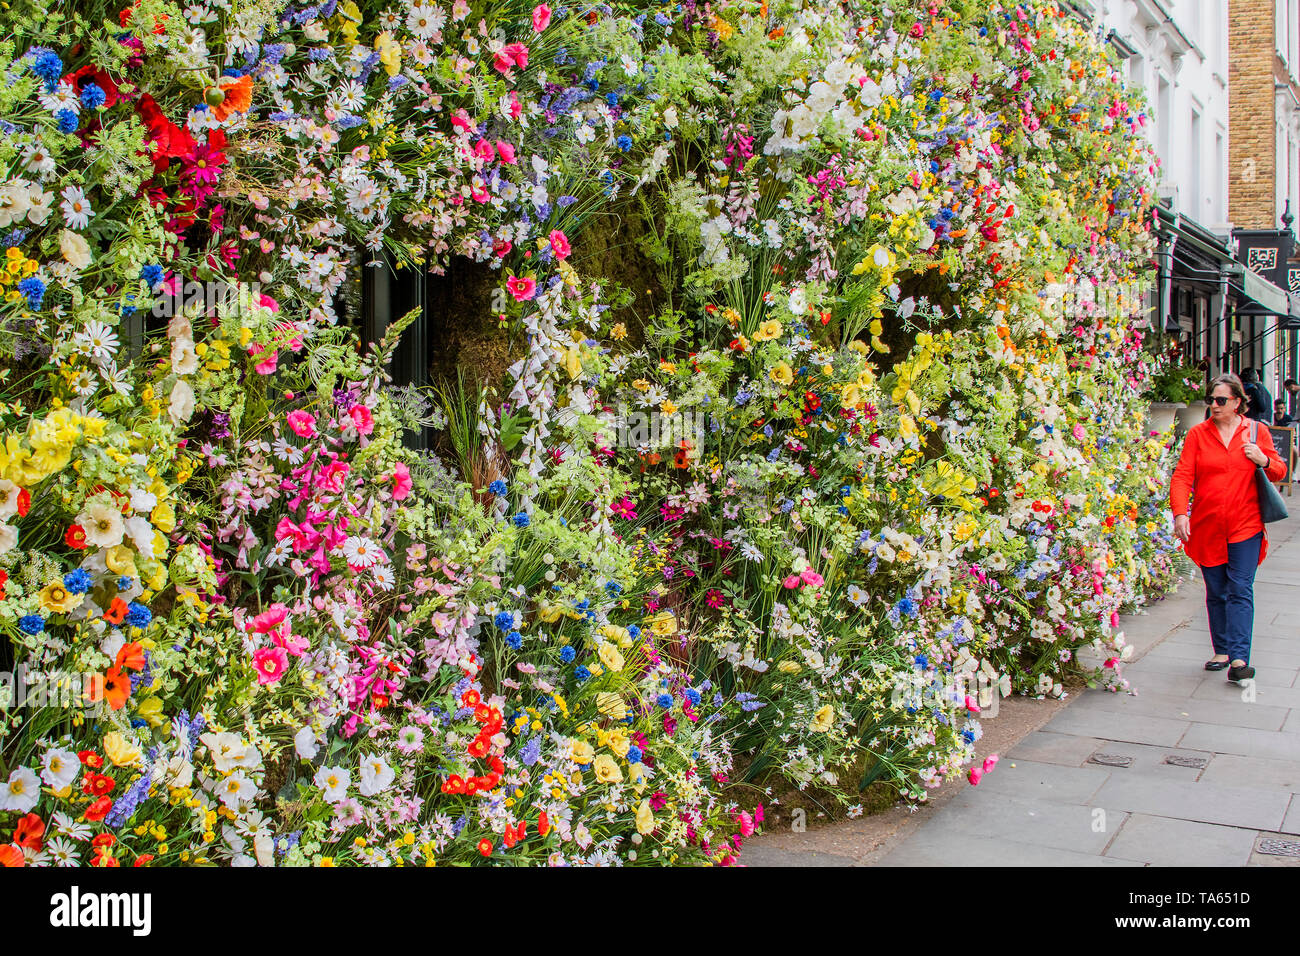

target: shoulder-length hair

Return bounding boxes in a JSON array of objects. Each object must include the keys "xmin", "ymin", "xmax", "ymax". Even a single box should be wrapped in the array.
[{"xmin": 1208, "ymin": 373, "xmax": 1248, "ymax": 410}]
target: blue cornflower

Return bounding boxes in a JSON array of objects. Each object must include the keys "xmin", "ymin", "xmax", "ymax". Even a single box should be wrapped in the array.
[
  {"xmin": 915, "ymin": 654, "xmax": 929, "ymax": 670},
  {"xmin": 616, "ymin": 134, "xmax": 633, "ymax": 151},
  {"xmin": 626, "ymin": 745, "xmax": 643, "ymax": 764},
  {"xmin": 559, "ymin": 646, "xmax": 576, "ymax": 663},
  {"xmin": 627, "ymin": 625, "xmax": 640, "ymax": 639},
  {"xmin": 63, "ymin": 569, "xmax": 92, "ymax": 594},
  {"xmin": 140, "ymin": 264, "xmax": 164, "ymax": 288},
  {"xmin": 29, "ymin": 49, "xmax": 63, "ymax": 90},
  {"xmin": 961, "ymin": 729, "xmax": 976, "ymax": 744},
  {"xmin": 488, "ymin": 478, "xmax": 508, "ymax": 495},
  {"xmin": 606, "ymin": 92, "xmax": 619, "ymax": 106},
  {"xmin": 656, "ymin": 693, "xmax": 673, "ymax": 708},
  {"xmin": 125, "ymin": 602, "xmax": 152, "ymax": 629},
  {"xmin": 18, "ymin": 615, "xmax": 45, "ymax": 635},
  {"xmin": 17, "ymin": 277, "xmax": 45, "ymax": 310},
  {"xmin": 494, "ymin": 610, "xmax": 515, "ymax": 632},
  {"xmin": 513, "ymin": 511, "xmax": 530, "ymax": 527},
  {"xmin": 605, "ymin": 581, "xmax": 622, "ymax": 594},
  {"xmin": 117, "ymin": 576, "xmax": 133, "ymax": 591},
  {"xmin": 79, "ymin": 83, "xmax": 106, "ymax": 109},
  {"xmin": 684, "ymin": 688, "xmax": 702, "ymax": 706},
  {"xmin": 504, "ymin": 630, "xmax": 523, "ymax": 650},
  {"xmin": 574, "ymin": 666, "xmax": 591, "ymax": 682}
]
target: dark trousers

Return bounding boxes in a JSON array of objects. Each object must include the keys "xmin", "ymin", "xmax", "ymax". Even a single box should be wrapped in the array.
[{"xmin": 1200, "ymin": 532, "xmax": 1262, "ymax": 664}]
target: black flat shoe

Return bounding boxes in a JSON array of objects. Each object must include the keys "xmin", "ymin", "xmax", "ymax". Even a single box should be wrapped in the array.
[
  {"xmin": 1204, "ymin": 659, "xmax": 1229, "ymax": 671},
  {"xmin": 1227, "ymin": 664, "xmax": 1255, "ymax": 683}
]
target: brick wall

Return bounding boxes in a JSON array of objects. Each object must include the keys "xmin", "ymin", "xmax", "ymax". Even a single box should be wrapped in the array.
[{"xmin": 1230, "ymin": 0, "xmax": 1278, "ymax": 228}]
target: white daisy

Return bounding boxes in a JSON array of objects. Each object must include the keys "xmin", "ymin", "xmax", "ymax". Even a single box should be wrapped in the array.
[
  {"xmin": 371, "ymin": 564, "xmax": 395, "ymax": 590},
  {"xmin": 313, "ymin": 764, "xmax": 351, "ymax": 803},
  {"xmin": 45, "ymin": 836, "xmax": 81, "ymax": 866},
  {"xmin": 265, "ymin": 539, "xmax": 292, "ymax": 566},
  {"xmin": 59, "ymin": 185, "xmax": 93, "ymax": 230},
  {"xmin": 341, "ymin": 535, "xmax": 383, "ymax": 568},
  {"xmin": 73, "ymin": 319, "xmax": 119, "ymax": 363},
  {"xmin": 271, "ymin": 437, "xmax": 304, "ymax": 464},
  {"xmin": 406, "ymin": 2, "xmax": 446, "ymax": 37}
]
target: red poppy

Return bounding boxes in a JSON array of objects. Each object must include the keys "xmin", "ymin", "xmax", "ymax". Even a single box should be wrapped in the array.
[
  {"xmin": 77, "ymin": 750, "xmax": 104, "ymax": 769},
  {"xmin": 114, "ymin": 642, "xmax": 146, "ymax": 672},
  {"xmin": 86, "ymin": 667, "xmax": 131, "ymax": 710},
  {"xmin": 537, "ymin": 811, "xmax": 550, "ymax": 837},
  {"xmin": 209, "ymin": 75, "xmax": 253, "ymax": 122},
  {"xmin": 441, "ymin": 775, "xmax": 465, "ymax": 795},
  {"xmin": 84, "ymin": 796, "xmax": 114, "ymax": 823},
  {"xmin": 460, "ymin": 688, "xmax": 481, "ymax": 707},
  {"xmin": 15, "ymin": 488, "xmax": 29, "ymax": 517},
  {"xmin": 502, "ymin": 826, "xmax": 518, "ymax": 849},
  {"xmin": 136, "ymin": 93, "xmax": 195, "ymax": 173},
  {"xmin": 13, "ymin": 814, "xmax": 44, "ymax": 851},
  {"xmin": 477, "ymin": 838, "xmax": 493, "ymax": 856},
  {"xmin": 467, "ymin": 735, "xmax": 490, "ymax": 759},
  {"xmin": 0, "ymin": 568, "xmax": 7, "ymax": 599},
  {"xmin": 91, "ymin": 833, "xmax": 116, "ymax": 849},
  {"xmin": 0, "ymin": 844, "xmax": 23, "ymax": 867},
  {"xmin": 515, "ymin": 820, "xmax": 527, "ymax": 841},
  {"xmin": 82, "ymin": 772, "xmax": 116, "ymax": 797},
  {"xmin": 133, "ymin": 854, "xmax": 154, "ymax": 867},
  {"xmin": 103, "ymin": 597, "xmax": 129, "ymax": 625},
  {"xmin": 65, "ymin": 524, "xmax": 88, "ymax": 549},
  {"xmin": 91, "ymin": 847, "xmax": 119, "ymax": 867},
  {"xmin": 64, "ymin": 65, "xmax": 122, "ymax": 109}
]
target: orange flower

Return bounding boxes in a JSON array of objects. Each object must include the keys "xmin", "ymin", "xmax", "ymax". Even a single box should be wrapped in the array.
[
  {"xmin": 115, "ymin": 641, "xmax": 146, "ymax": 672},
  {"xmin": 0, "ymin": 844, "xmax": 23, "ymax": 867},
  {"xmin": 86, "ymin": 667, "xmax": 131, "ymax": 710},
  {"xmin": 13, "ymin": 814, "xmax": 43, "ymax": 851},
  {"xmin": 211, "ymin": 75, "xmax": 253, "ymax": 121},
  {"xmin": 84, "ymin": 796, "xmax": 113, "ymax": 823},
  {"xmin": 103, "ymin": 597, "xmax": 129, "ymax": 625}
]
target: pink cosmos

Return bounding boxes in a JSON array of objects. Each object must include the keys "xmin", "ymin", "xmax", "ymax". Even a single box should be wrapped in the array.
[
  {"xmin": 253, "ymin": 645, "xmax": 289, "ymax": 685},
  {"xmin": 506, "ymin": 275, "xmax": 536, "ymax": 301},
  {"xmin": 391, "ymin": 461, "xmax": 413, "ymax": 501},
  {"xmin": 287, "ymin": 410, "xmax": 316, "ymax": 438},
  {"xmin": 349, "ymin": 404, "xmax": 375, "ymax": 436},
  {"xmin": 496, "ymin": 141, "xmax": 517, "ymax": 164},
  {"xmin": 532, "ymin": 3, "xmax": 551, "ymax": 31},
  {"xmin": 548, "ymin": 229, "xmax": 571, "ymax": 259}
]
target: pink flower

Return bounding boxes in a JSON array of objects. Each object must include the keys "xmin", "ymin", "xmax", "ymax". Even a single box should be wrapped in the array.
[
  {"xmin": 473, "ymin": 139, "xmax": 495, "ymax": 161},
  {"xmin": 735, "ymin": 810, "xmax": 755, "ymax": 837},
  {"xmin": 503, "ymin": 42, "xmax": 529, "ymax": 69},
  {"xmin": 496, "ymin": 141, "xmax": 517, "ymax": 164},
  {"xmin": 349, "ymin": 404, "xmax": 375, "ymax": 436},
  {"xmin": 1072, "ymin": 423, "xmax": 1087, "ymax": 441},
  {"xmin": 391, "ymin": 461, "xmax": 413, "ymax": 501},
  {"xmin": 968, "ymin": 767, "xmax": 983, "ymax": 785},
  {"xmin": 319, "ymin": 461, "xmax": 350, "ymax": 493},
  {"xmin": 253, "ymin": 646, "xmax": 289, "ymax": 685},
  {"xmin": 287, "ymin": 410, "xmax": 316, "ymax": 438},
  {"xmin": 548, "ymin": 229, "xmax": 571, "ymax": 259},
  {"xmin": 249, "ymin": 344, "xmax": 278, "ymax": 375},
  {"xmin": 532, "ymin": 3, "xmax": 551, "ymax": 31},
  {"xmin": 964, "ymin": 695, "xmax": 981, "ymax": 714},
  {"xmin": 506, "ymin": 275, "xmax": 536, "ymax": 301},
  {"xmin": 249, "ymin": 603, "xmax": 289, "ymax": 634},
  {"xmin": 782, "ymin": 574, "xmax": 802, "ymax": 589},
  {"xmin": 799, "ymin": 568, "xmax": 823, "ymax": 587}
]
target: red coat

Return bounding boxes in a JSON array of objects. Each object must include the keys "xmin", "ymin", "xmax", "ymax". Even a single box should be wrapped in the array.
[{"xmin": 1169, "ymin": 417, "xmax": 1287, "ymax": 567}]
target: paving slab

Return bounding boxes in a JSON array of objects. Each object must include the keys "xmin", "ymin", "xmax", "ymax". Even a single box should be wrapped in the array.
[
  {"xmin": 738, "ymin": 844, "xmax": 857, "ymax": 867},
  {"xmin": 1079, "ymin": 740, "xmax": 1215, "ymax": 779},
  {"xmin": 878, "ymin": 830, "xmax": 1142, "ymax": 867},
  {"xmin": 890, "ymin": 795, "xmax": 1128, "ymax": 857},
  {"xmin": 1103, "ymin": 814, "xmax": 1258, "ymax": 866},
  {"xmin": 1007, "ymin": 731, "xmax": 1103, "ymax": 767},
  {"xmin": 1040, "ymin": 706, "xmax": 1190, "ymax": 747},
  {"xmin": 1282, "ymin": 798, "xmax": 1300, "ymax": 836},
  {"xmin": 1199, "ymin": 753, "xmax": 1300, "ymax": 793},
  {"xmin": 957, "ymin": 758, "xmax": 1110, "ymax": 804},
  {"xmin": 1069, "ymin": 685, "xmax": 1291, "ymax": 731},
  {"xmin": 1177, "ymin": 722, "xmax": 1300, "ymax": 762},
  {"xmin": 1090, "ymin": 774, "xmax": 1291, "ymax": 830}
]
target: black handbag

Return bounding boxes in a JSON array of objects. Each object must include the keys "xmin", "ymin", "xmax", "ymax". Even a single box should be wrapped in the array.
[{"xmin": 1250, "ymin": 420, "xmax": 1289, "ymax": 523}]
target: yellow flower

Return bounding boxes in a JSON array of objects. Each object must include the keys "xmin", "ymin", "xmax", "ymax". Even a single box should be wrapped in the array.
[
  {"xmin": 105, "ymin": 545, "xmax": 137, "ymax": 576},
  {"xmin": 769, "ymin": 362, "xmax": 794, "ymax": 387},
  {"xmin": 151, "ymin": 501, "xmax": 176, "ymax": 533},
  {"xmin": 39, "ymin": 582, "xmax": 83, "ymax": 615},
  {"xmin": 374, "ymin": 30, "xmax": 402, "ymax": 76},
  {"xmin": 635, "ymin": 799, "xmax": 656, "ymax": 835},
  {"xmin": 660, "ymin": 400, "xmax": 677, "ymax": 416},
  {"xmin": 841, "ymin": 384, "xmax": 861, "ymax": 408},
  {"xmin": 595, "ymin": 692, "xmax": 628, "ymax": 720},
  {"xmin": 598, "ymin": 641, "xmax": 625, "ymax": 672},
  {"xmin": 810, "ymin": 704, "xmax": 835, "ymax": 733},
  {"xmin": 777, "ymin": 660, "xmax": 802, "ymax": 674},
  {"xmin": 136, "ymin": 697, "xmax": 166, "ymax": 728},
  {"xmin": 753, "ymin": 319, "xmax": 782, "ymax": 342},
  {"xmin": 645, "ymin": 612, "xmax": 677, "ymax": 637},
  {"xmin": 605, "ymin": 728, "xmax": 630, "ymax": 758},
  {"xmin": 103, "ymin": 731, "xmax": 144, "ymax": 768},
  {"xmin": 592, "ymin": 754, "xmax": 623, "ymax": 783},
  {"xmin": 569, "ymin": 740, "xmax": 595, "ymax": 765},
  {"xmin": 610, "ymin": 322, "xmax": 627, "ymax": 340}
]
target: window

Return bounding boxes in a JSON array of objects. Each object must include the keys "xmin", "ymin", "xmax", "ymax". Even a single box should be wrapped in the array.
[{"xmin": 1190, "ymin": 109, "xmax": 1202, "ymax": 218}]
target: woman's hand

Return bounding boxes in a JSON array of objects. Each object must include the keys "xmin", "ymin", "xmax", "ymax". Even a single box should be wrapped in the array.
[
  {"xmin": 1174, "ymin": 514, "xmax": 1191, "ymax": 543},
  {"xmin": 1242, "ymin": 442, "xmax": 1269, "ymax": 467}
]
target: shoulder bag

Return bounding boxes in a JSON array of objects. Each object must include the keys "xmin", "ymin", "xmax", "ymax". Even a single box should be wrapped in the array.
[{"xmin": 1250, "ymin": 419, "xmax": 1289, "ymax": 523}]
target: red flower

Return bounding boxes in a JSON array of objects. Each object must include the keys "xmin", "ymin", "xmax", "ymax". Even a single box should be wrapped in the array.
[
  {"xmin": 91, "ymin": 833, "xmax": 116, "ymax": 849},
  {"xmin": 478, "ymin": 838, "xmax": 493, "ymax": 856},
  {"xmin": 64, "ymin": 65, "xmax": 122, "ymax": 109},
  {"xmin": 13, "ymin": 814, "xmax": 44, "ymax": 852},
  {"xmin": 0, "ymin": 844, "xmax": 23, "ymax": 867},
  {"xmin": 84, "ymin": 796, "xmax": 114, "ymax": 823},
  {"xmin": 65, "ymin": 524, "xmax": 88, "ymax": 549},
  {"xmin": 537, "ymin": 811, "xmax": 550, "ymax": 836},
  {"xmin": 103, "ymin": 597, "xmax": 129, "ymax": 626},
  {"xmin": 77, "ymin": 750, "xmax": 104, "ymax": 769},
  {"xmin": 15, "ymin": 488, "xmax": 29, "ymax": 517},
  {"xmin": 82, "ymin": 772, "xmax": 116, "ymax": 797},
  {"xmin": 136, "ymin": 93, "xmax": 196, "ymax": 173}
]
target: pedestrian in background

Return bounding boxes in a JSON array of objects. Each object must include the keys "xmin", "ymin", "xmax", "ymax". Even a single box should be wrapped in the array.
[
  {"xmin": 1275, "ymin": 399, "xmax": 1297, "ymax": 428},
  {"xmin": 1170, "ymin": 374, "xmax": 1287, "ymax": 684},
  {"xmin": 1241, "ymin": 368, "xmax": 1273, "ymax": 423}
]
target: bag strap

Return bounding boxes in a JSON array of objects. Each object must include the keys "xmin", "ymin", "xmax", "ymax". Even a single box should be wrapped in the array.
[{"xmin": 1250, "ymin": 418, "xmax": 1257, "ymax": 445}]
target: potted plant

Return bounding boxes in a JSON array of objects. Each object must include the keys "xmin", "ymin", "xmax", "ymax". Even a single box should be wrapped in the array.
[{"xmin": 1144, "ymin": 361, "xmax": 1205, "ymax": 434}]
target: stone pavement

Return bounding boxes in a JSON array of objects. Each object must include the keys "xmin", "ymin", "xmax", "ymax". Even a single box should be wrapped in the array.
[{"xmin": 748, "ymin": 504, "xmax": 1300, "ymax": 867}]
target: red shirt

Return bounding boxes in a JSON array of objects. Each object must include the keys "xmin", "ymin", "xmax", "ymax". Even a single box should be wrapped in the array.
[{"xmin": 1169, "ymin": 416, "xmax": 1286, "ymax": 567}]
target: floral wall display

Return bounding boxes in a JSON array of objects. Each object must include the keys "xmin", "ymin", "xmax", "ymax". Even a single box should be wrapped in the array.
[{"xmin": 0, "ymin": 0, "xmax": 1184, "ymax": 867}]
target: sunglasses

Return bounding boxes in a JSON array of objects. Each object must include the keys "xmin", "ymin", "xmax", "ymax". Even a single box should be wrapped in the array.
[{"xmin": 1205, "ymin": 396, "xmax": 1235, "ymax": 406}]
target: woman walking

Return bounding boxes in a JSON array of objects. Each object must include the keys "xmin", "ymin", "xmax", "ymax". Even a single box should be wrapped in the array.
[{"xmin": 1170, "ymin": 373, "xmax": 1287, "ymax": 683}]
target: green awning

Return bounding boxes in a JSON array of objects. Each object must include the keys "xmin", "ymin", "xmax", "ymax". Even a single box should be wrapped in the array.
[{"xmin": 1238, "ymin": 265, "xmax": 1291, "ymax": 315}]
